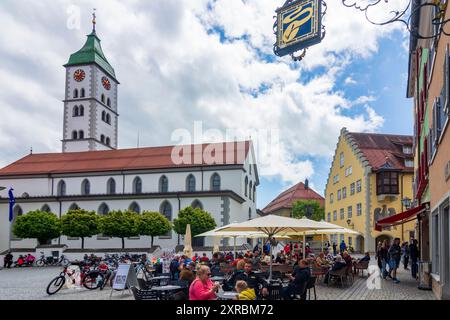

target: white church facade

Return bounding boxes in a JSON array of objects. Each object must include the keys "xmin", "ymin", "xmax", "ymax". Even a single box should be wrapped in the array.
[{"xmin": 0, "ymin": 24, "xmax": 258, "ymax": 253}]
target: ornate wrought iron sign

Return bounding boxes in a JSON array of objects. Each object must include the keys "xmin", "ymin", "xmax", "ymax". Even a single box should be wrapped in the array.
[{"xmin": 274, "ymin": 0, "xmax": 326, "ymax": 61}]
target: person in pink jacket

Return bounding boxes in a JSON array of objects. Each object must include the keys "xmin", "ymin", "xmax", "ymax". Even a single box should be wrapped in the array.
[{"xmin": 189, "ymin": 266, "xmax": 220, "ymax": 300}]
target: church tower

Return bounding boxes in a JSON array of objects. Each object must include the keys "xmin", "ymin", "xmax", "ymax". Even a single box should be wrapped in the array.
[{"xmin": 62, "ymin": 14, "xmax": 119, "ymax": 153}]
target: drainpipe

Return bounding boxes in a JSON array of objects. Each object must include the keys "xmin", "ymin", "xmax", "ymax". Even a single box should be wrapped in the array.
[
  {"xmin": 201, "ymin": 167, "xmax": 204, "ymax": 191},
  {"xmin": 401, "ymin": 173, "xmax": 404, "ymax": 242},
  {"xmin": 121, "ymin": 171, "xmax": 125, "ymax": 194},
  {"xmin": 177, "ymin": 193, "xmax": 181, "ymax": 245},
  {"xmin": 58, "ymin": 198, "xmax": 62, "ymax": 245}
]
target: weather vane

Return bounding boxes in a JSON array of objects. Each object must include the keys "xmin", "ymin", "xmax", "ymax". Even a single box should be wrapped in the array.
[{"xmin": 92, "ymin": 8, "xmax": 97, "ymax": 32}]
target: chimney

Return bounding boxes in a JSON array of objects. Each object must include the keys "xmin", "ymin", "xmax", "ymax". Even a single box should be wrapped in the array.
[{"xmin": 305, "ymin": 179, "xmax": 309, "ymax": 190}]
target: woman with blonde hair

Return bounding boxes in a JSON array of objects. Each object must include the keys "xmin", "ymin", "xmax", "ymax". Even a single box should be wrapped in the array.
[{"xmin": 189, "ymin": 265, "xmax": 220, "ymax": 300}]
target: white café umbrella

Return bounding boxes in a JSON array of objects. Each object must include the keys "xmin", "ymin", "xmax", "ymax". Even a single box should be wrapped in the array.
[
  {"xmin": 183, "ymin": 224, "xmax": 193, "ymax": 258},
  {"xmin": 196, "ymin": 224, "xmax": 276, "ymax": 256},
  {"xmin": 217, "ymin": 215, "xmax": 343, "ymax": 280}
]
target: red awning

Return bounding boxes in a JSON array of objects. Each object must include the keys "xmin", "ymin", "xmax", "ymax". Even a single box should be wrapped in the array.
[{"xmin": 375, "ymin": 204, "xmax": 426, "ymax": 232}]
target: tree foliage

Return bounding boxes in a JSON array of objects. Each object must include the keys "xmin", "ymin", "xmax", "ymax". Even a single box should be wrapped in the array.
[
  {"xmin": 291, "ymin": 200, "xmax": 324, "ymax": 222},
  {"xmin": 139, "ymin": 211, "xmax": 172, "ymax": 247},
  {"xmin": 61, "ymin": 209, "xmax": 99, "ymax": 249},
  {"xmin": 13, "ymin": 210, "xmax": 61, "ymax": 245},
  {"xmin": 99, "ymin": 210, "xmax": 140, "ymax": 249},
  {"xmin": 173, "ymin": 206, "xmax": 217, "ymax": 237}
]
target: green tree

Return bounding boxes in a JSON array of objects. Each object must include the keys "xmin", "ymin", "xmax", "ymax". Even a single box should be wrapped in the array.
[
  {"xmin": 173, "ymin": 206, "xmax": 217, "ymax": 238},
  {"xmin": 61, "ymin": 209, "xmax": 99, "ymax": 249},
  {"xmin": 13, "ymin": 210, "xmax": 61, "ymax": 245},
  {"xmin": 291, "ymin": 200, "xmax": 325, "ymax": 222},
  {"xmin": 99, "ymin": 210, "xmax": 140, "ymax": 249},
  {"xmin": 139, "ymin": 211, "xmax": 172, "ymax": 247}
]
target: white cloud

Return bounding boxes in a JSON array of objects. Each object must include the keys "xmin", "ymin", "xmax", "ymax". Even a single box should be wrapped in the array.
[
  {"xmin": 345, "ymin": 77, "xmax": 357, "ymax": 85},
  {"xmin": 0, "ymin": 0, "xmax": 404, "ymax": 186}
]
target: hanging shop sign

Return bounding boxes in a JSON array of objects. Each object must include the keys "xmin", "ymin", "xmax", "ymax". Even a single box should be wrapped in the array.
[{"xmin": 274, "ymin": 0, "xmax": 324, "ymax": 58}]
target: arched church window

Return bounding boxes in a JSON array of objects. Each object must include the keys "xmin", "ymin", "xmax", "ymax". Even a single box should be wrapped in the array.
[
  {"xmin": 107, "ymin": 98, "xmax": 111, "ymax": 107},
  {"xmin": 249, "ymin": 181, "xmax": 252, "ymax": 200},
  {"xmin": 74, "ymin": 89, "xmax": 79, "ymax": 98},
  {"xmin": 98, "ymin": 203, "xmax": 109, "ymax": 215},
  {"xmin": 72, "ymin": 131, "xmax": 78, "ymax": 140},
  {"xmin": 69, "ymin": 203, "xmax": 80, "ymax": 211},
  {"xmin": 41, "ymin": 204, "xmax": 51, "ymax": 213},
  {"xmin": 106, "ymin": 137, "xmax": 111, "ymax": 146},
  {"xmin": 79, "ymin": 105, "xmax": 84, "ymax": 116},
  {"xmin": 245, "ymin": 176, "xmax": 248, "ymax": 197},
  {"xmin": 107, "ymin": 178, "xmax": 116, "ymax": 195},
  {"xmin": 191, "ymin": 200, "xmax": 203, "ymax": 210},
  {"xmin": 211, "ymin": 173, "xmax": 221, "ymax": 191},
  {"xmin": 73, "ymin": 106, "xmax": 79, "ymax": 117},
  {"xmin": 79, "ymin": 131, "xmax": 84, "ymax": 139},
  {"xmin": 80, "ymin": 88, "xmax": 85, "ymax": 98},
  {"xmin": 159, "ymin": 176, "xmax": 169, "ymax": 193},
  {"xmin": 101, "ymin": 135, "xmax": 105, "ymax": 143},
  {"xmin": 101, "ymin": 94, "xmax": 105, "ymax": 103},
  {"xmin": 81, "ymin": 179, "xmax": 90, "ymax": 195},
  {"xmin": 106, "ymin": 114, "xmax": 111, "ymax": 125},
  {"xmin": 102, "ymin": 111, "xmax": 106, "ymax": 122},
  {"xmin": 57, "ymin": 180, "xmax": 66, "ymax": 196},
  {"xmin": 159, "ymin": 201, "xmax": 172, "ymax": 238},
  {"xmin": 133, "ymin": 177, "xmax": 142, "ymax": 194},
  {"xmin": 186, "ymin": 175, "xmax": 196, "ymax": 192},
  {"xmin": 11, "ymin": 205, "xmax": 23, "ymax": 240},
  {"xmin": 129, "ymin": 202, "xmax": 141, "ymax": 214}
]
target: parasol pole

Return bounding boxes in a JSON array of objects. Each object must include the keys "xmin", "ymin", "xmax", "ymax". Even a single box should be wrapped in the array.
[
  {"xmin": 321, "ymin": 233, "xmax": 324, "ymax": 253},
  {"xmin": 234, "ymin": 236, "xmax": 237, "ymax": 258},
  {"xmin": 303, "ymin": 233, "xmax": 306, "ymax": 259}
]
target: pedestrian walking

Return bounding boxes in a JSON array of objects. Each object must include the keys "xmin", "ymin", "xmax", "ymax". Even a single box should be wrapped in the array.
[
  {"xmin": 332, "ymin": 242, "xmax": 337, "ymax": 256},
  {"xmin": 3, "ymin": 251, "xmax": 13, "ymax": 269},
  {"xmin": 340, "ymin": 240, "xmax": 347, "ymax": 254},
  {"xmin": 376, "ymin": 241, "xmax": 383, "ymax": 270},
  {"xmin": 402, "ymin": 241, "xmax": 410, "ymax": 270},
  {"xmin": 388, "ymin": 238, "xmax": 402, "ymax": 284},
  {"xmin": 380, "ymin": 240, "xmax": 389, "ymax": 279},
  {"xmin": 409, "ymin": 239, "xmax": 419, "ymax": 280}
]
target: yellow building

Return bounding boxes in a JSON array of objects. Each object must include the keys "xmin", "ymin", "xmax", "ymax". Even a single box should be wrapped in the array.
[{"xmin": 325, "ymin": 128, "xmax": 415, "ymax": 253}]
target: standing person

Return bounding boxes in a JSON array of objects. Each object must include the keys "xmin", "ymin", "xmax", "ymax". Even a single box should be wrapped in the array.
[
  {"xmin": 3, "ymin": 252, "xmax": 13, "ymax": 268},
  {"xmin": 380, "ymin": 240, "xmax": 389, "ymax": 279},
  {"xmin": 332, "ymin": 242, "xmax": 337, "ymax": 256},
  {"xmin": 340, "ymin": 240, "xmax": 347, "ymax": 254},
  {"xmin": 402, "ymin": 242, "xmax": 410, "ymax": 270},
  {"xmin": 409, "ymin": 239, "xmax": 420, "ymax": 280},
  {"xmin": 189, "ymin": 266, "xmax": 220, "ymax": 300},
  {"xmin": 169, "ymin": 255, "xmax": 181, "ymax": 280},
  {"xmin": 376, "ymin": 242, "xmax": 383, "ymax": 271},
  {"xmin": 388, "ymin": 238, "xmax": 402, "ymax": 284}
]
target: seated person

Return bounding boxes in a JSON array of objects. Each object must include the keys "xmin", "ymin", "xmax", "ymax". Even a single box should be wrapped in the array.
[
  {"xmin": 223, "ymin": 260, "xmax": 246, "ymax": 291},
  {"xmin": 227, "ymin": 262, "xmax": 269, "ymax": 299},
  {"xmin": 200, "ymin": 253, "xmax": 210, "ymax": 263},
  {"xmin": 342, "ymin": 251, "xmax": 353, "ymax": 266},
  {"xmin": 275, "ymin": 252, "xmax": 284, "ymax": 264},
  {"xmin": 251, "ymin": 251, "xmax": 261, "ymax": 269},
  {"xmin": 315, "ymin": 252, "xmax": 331, "ymax": 268},
  {"xmin": 261, "ymin": 254, "xmax": 271, "ymax": 265},
  {"xmin": 179, "ymin": 262, "xmax": 196, "ymax": 284},
  {"xmin": 281, "ymin": 259, "xmax": 311, "ymax": 300},
  {"xmin": 324, "ymin": 255, "xmax": 347, "ymax": 284},
  {"xmin": 353, "ymin": 252, "xmax": 370, "ymax": 273},
  {"xmin": 231, "ymin": 254, "xmax": 244, "ymax": 267},
  {"xmin": 234, "ymin": 280, "xmax": 256, "ymax": 300}
]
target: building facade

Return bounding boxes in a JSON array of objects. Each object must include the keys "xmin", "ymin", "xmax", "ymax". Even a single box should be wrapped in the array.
[
  {"xmin": 261, "ymin": 180, "xmax": 324, "ymax": 217},
  {"xmin": 406, "ymin": 0, "xmax": 450, "ymax": 300},
  {"xmin": 0, "ymin": 25, "xmax": 259, "ymax": 253},
  {"xmin": 325, "ymin": 129, "xmax": 415, "ymax": 253}
]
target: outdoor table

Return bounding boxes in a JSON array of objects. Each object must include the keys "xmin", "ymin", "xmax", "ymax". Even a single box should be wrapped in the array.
[
  {"xmin": 217, "ymin": 291, "xmax": 239, "ymax": 300},
  {"xmin": 210, "ymin": 276, "xmax": 226, "ymax": 283},
  {"xmin": 150, "ymin": 285, "xmax": 183, "ymax": 300},
  {"xmin": 148, "ymin": 276, "xmax": 170, "ymax": 286}
]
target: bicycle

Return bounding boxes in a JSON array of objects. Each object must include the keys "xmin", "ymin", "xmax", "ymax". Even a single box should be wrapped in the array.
[{"xmin": 46, "ymin": 263, "xmax": 104, "ymax": 295}]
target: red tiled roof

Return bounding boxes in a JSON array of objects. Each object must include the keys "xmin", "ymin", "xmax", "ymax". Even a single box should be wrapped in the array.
[
  {"xmin": 348, "ymin": 132, "xmax": 413, "ymax": 171},
  {"xmin": 262, "ymin": 182, "xmax": 324, "ymax": 215},
  {"xmin": 0, "ymin": 141, "xmax": 250, "ymax": 177}
]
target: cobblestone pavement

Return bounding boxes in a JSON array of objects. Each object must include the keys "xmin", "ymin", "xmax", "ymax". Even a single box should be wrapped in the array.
[
  {"xmin": 0, "ymin": 262, "xmax": 436, "ymax": 300},
  {"xmin": 314, "ymin": 261, "xmax": 436, "ymax": 300}
]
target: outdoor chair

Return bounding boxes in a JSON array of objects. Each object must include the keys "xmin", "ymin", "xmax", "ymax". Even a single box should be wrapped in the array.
[
  {"xmin": 306, "ymin": 276, "xmax": 317, "ymax": 300},
  {"xmin": 354, "ymin": 261, "xmax": 369, "ymax": 277},
  {"xmin": 345, "ymin": 265, "xmax": 354, "ymax": 285},
  {"xmin": 137, "ymin": 278, "xmax": 151, "ymax": 290},
  {"xmin": 130, "ymin": 286, "xmax": 159, "ymax": 300},
  {"xmin": 267, "ymin": 284, "xmax": 283, "ymax": 300},
  {"xmin": 311, "ymin": 265, "xmax": 327, "ymax": 280},
  {"xmin": 328, "ymin": 267, "xmax": 347, "ymax": 288}
]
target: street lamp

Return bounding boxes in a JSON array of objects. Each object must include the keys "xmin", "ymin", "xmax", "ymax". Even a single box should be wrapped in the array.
[{"xmin": 402, "ymin": 197, "xmax": 412, "ymax": 210}]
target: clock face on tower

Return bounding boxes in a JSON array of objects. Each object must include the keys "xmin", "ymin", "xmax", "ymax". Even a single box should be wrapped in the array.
[
  {"xmin": 102, "ymin": 77, "xmax": 111, "ymax": 90},
  {"xmin": 73, "ymin": 69, "xmax": 85, "ymax": 82}
]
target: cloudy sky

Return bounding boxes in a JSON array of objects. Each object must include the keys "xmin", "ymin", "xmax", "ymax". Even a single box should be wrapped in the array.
[{"xmin": 0, "ymin": 0, "xmax": 413, "ymax": 209}]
